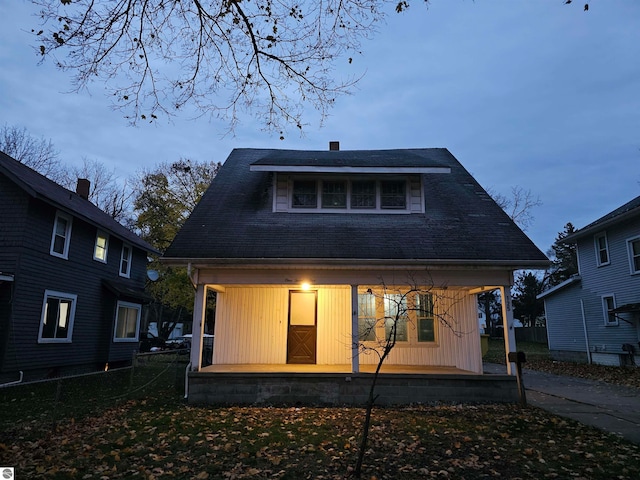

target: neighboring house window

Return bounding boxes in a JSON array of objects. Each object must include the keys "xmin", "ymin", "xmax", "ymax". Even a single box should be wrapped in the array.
[
  {"xmin": 94, "ymin": 231, "xmax": 109, "ymax": 263},
  {"xmin": 351, "ymin": 180, "xmax": 376, "ymax": 209},
  {"xmin": 416, "ymin": 293, "xmax": 435, "ymax": 342},
  {"xmin": 628, "ymin": 237, "xmax": 640, "ymax": 274},
  {"xmin": 38, "ymin": 290, "xmax": 77, "ymax": 343},
  {"xmin": 120, "ymin": 244, "xmax": 132, "ymax": 277},
  {"xmin": 358, "ymin": 293, "xmax": 377, "ymax": 341},
  {"xmin": 602, "ymin": 295, "xmax": 617, "ymax": 326},
  {"xmin": 114, "ymin": 301, "xmax": 141, "ymax": 341},
  {"xmin": 292, "ymin": 180, "xmax": 318, "ymax": 208},
  {"xmin": 322, "ymin": 180, "xmax": 347, "ymax": 208},
  {"xmin": 594, "ymin": 233, "xmax": 610, "ymax": 266},
  {"xmin": 50, "ymin": 211, "xmax": 72, "ymax": 259},
  {"xmin": 384, "ymin": 294, "xmax": 408, "ymax": 342},
  {"xmin": 380, "ymin": 180, "xmax": 406, "ymax": 209}
]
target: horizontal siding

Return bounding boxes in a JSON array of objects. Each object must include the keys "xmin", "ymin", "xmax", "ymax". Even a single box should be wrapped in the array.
[
  {"xmin": 543, "ymin": 283, "xmax": 585, "ymax": 352},
  {"xmin": 213, "ymin": 286, "xmax": 482, "ymax": 373}
]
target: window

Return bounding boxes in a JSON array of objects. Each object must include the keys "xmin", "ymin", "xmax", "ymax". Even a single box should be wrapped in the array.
[
  {"xmin": 628, "ymin": 237, "xmax": 640, "ymax": 274},
  {"xmin": 384, "ymin": 294, "xmax": 408, "ymax": 342},
  {"xmin": 292, "ymin": 180, "xmax": 317, "ymax": 208},
  {"xmin": 50, "ymin": 212, "xmax": 72, "ymax": 259},
  {"xmin": 322, "ymin": 180, "xmax": 347, "ymax": 208},
  {"xmin": 94, "ymin": 231, "xmax": 109, "ymax": 262},
  {"xmin": 358, "ymin": 293, "xmax": 377, "ymax": 341},
  {"xmin": 114, "ymin": 301, "xmax": 141, "ymax": 341},
  {"xmin": 602, "ymin": 295, "xmax": 617, "ymax": 326},
  {"xmin": 594, "ymin": 233, "xmax": 609, "ymax": 266},
  {"xmin": 38, "ymin": 290, "xmax": 77, "ymax": 343},
  {"xmin": 380, "ymin": 181, "xmax": 406, "ymax": 209},
  {"xmin": 120, "ymin": 244, "xmax": 132, "ymax": 277},
  {"xmin": 351, "ymin": 180, "xmax": 376, "ymax": 209},
  {"xmin": 416, "ymin": 293, "xmax": 435, "ymax": 342}
]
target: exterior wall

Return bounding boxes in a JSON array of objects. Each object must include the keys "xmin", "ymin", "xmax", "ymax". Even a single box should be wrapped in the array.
[
  {"xmin": 0, "ymin": 191, "xmax": 148, "ymax": 380},
  {"xmin": 212, "ymin": 285, "xmax": 482, "ymax": 373},
  {"xmin": 543, "ymin": 282, "xmax": 586, "ymax": 354}
]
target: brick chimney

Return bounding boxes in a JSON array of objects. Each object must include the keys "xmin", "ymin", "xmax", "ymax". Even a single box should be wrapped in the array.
[
  {"xmin": 329, "ymin": 141, "xmax": 340, "ymax": 151},
  {"xmin": 76, "ymin": 178, "xmax": 90, "ymax": 200}
]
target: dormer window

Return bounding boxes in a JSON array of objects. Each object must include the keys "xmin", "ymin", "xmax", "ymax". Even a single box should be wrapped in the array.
[
  {"xmin": 292, "ymin": 180, "xmax": 317, "ymax": 208},
  {"xmin": 380, "ymin": 180, "xmax": 406, "ymax": 209},
  {"xmin": 322, "ymin": 180, "xmax": 347, "ymax": 208},
  {"xmin": 351, "ymin": 180, "xmax": 376, "ymax": 209}
]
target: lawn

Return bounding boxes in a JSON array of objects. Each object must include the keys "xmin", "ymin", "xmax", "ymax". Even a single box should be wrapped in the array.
[{"xmin": 1, "ymin": 352, "xmax": 640, "ymax": 479}]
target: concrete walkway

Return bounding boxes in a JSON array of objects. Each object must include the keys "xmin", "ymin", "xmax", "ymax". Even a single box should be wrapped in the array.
[{"xmin": 484, "ymin": 363, "xmax": 640, "ymax": 445}]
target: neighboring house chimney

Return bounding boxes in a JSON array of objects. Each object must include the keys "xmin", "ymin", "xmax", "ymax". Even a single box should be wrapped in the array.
[
  {"xmin": 329, "ymin": 141, "xmax": 340, "ymax": 151},
  {"xmin": 76, "ymin": 178, "xmax": 90, "ymax": 200}
]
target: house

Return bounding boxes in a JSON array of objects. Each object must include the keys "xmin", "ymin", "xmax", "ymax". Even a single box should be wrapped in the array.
[
  {"xmin": 162, "ymin": 144, "xmax": 549, "ymax": 404},
  {"xmin": 539, "ymin": 195, "xmax": 640, "ymax": 366},
  {"xmin": 0, "ymin": 151, "xmax": 158, "ymax": 382}
]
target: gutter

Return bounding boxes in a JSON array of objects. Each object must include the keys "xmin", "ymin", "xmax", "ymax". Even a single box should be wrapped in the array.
[{"xmin": 0, "ymin": 371, "xmax": 23, "ymax": 388}]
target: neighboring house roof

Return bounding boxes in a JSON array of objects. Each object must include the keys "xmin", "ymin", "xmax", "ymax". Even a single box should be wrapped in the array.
[
  {"xmin": 0, "ymin": 150, "xmax": 157, "ymax": 254},
  {"xmin": 537, "ymin": 275, "xmax": 582, "ymax": 300},
  {"xmin": 163, "ymin": 148, "xmax": 549, "ymax": 267},
  {"xmin": 564, "ymin": 195, "xmax": 640, "ymax": 243}
]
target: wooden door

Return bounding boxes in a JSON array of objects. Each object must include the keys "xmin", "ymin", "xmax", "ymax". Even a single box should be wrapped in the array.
[{"xmin": 287, "ymin": 290, "xmax": 317, "ymax": 364}]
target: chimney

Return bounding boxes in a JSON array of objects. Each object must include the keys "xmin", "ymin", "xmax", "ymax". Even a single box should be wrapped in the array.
[
  {"xmin": 329, "ymin": 141, "xmax": 340, "ymax": 151},
  {"xmin": 76, "ymin": 178, "xmax": 90, "ymax": 200}
]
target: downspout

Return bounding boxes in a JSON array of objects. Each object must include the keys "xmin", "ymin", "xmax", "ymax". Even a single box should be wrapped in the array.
[
  {"xmin": 580, "ymin": 299, "xmax": 592, "ymax": 364},
  {"xmin": 187, "ymin": 263, "xmax": 197, "ymax": 289},
  {"xmin": 184, "ymin": 362, "xmax": 191, "ymax": 399},
  {"xmin": 0, "ymin": 371, "xmax": 23, "ymax": 388}
]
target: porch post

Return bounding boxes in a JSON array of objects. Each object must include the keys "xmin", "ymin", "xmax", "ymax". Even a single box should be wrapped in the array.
[
  {"xmin": 190, "ymin": 283, "xmax": 207, "ymax": 371},
  {"xmin": 351, "ymin": 285, "xmax": 360, "ymax": 373},
  {"xmin": 499, "ymin": 285, "xmax": 517, "ymax": 375}
]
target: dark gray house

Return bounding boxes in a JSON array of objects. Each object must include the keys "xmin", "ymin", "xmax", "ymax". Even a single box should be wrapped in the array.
[
  {"xmin": 539, "ymin": 195, "xmax": 640, "ymax": 366},
  {"xmin": 0, "ymin": 151, "xmax": 157, "ymax": 382},
  {"xmin": 162, "ymin": 144, "xmax": 549, "ymax": 405}
]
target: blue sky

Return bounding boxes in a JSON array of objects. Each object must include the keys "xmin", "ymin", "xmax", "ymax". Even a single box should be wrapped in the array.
[{"xmin": 1, "ymin": 1, "xmax": 638, "ymax": 254}]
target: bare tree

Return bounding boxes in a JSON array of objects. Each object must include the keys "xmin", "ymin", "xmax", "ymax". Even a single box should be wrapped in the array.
[
  {"xmin": 488, "ymin": 185, "xmax": 542, "ymax": 232},
  {"xmin": 31, "ymin": 0, "xmax": 385, "ymax": 133},
  {"xmin": 60, "ymin": 158, "xmax": 134, "ymax": 223},
  {"xmin": 352, "ymin": 277, "xmax": 463, "ymax": 478},
  {"xmin": 0, "ymin": 124, "xmax": 62, "ymax": 181}
]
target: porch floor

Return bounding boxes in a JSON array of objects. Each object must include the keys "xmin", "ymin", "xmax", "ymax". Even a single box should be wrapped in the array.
[{"xmin": 199, "ymin": 364, "xmax": 476, "ymax": 375}]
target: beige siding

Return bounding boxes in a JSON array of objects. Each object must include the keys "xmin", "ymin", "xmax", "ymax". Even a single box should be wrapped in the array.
[
  {"xmin": 274, "ymin": 174, "xmax": 289, "ymax": 211},
  {"xmin": 409, "ymin": 175, "xmax": 424, "ymax": 213},
  {"xmin": 213, "ymin": 286, "xmax": 481, "ymax": 372}
]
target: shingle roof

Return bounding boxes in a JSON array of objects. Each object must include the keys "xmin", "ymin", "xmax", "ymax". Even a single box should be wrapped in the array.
[
  {"xmin": 0, "ymin": 150, "xmax": 157, "ymax": 254},
  {"xmin": 163, "ymin": 148, "xmax": 549, "ymax": 267},
  {"xmin": 564, "ymin": 195, "xmax": 640, "ymax": 242}
]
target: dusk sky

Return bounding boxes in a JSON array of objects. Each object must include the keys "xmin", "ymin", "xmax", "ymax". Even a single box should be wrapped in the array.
[{"xmin": 1, "ymin": 1, "xmax": 638, "ymax": 255}]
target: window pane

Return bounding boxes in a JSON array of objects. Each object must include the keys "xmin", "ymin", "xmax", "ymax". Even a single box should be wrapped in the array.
[
  {"xmin": 120, "ymin": 245, "xmax": 131, "ymax": 276},
  {"xmin": 292, "ymin": 180, "xmax": 317, "ymax": 208},
  {"xmin": 631, "ymin": 240, "xmax": 640, "ymax": 273},
  {"xmin": 41, "ymin": 301, "xmax": 57, "ymax": 338},
  {"xmin": 603, "ymin": 297, "xmax": 616, "ymax": 324},
  {"xmin": 384, "ymin": 294, "xmax": 407, "ymax": 341},
  {"xmin": 417, "ymin": 293, "xmax": 435, "ymax": 342},
  {"xmin": 95, "ymin": 234, "xmax": 107, "ymax": 261},
  {"xmin": 380, "ymin": 181, "xmax": 406, "ymax": 209},
  {"xmin": 351, "ymin": 181, "xmax": 376, "ymax": 209},
  {"xmin": 116, "ymin": 305, "xmax": 139, "ymax": 339},
  {"xmin": 322, "ymin": 181, "xmax": 347, "ymax": 208},
  {"xmin": 358, "ymin": 293, "xmax": 376, "ymax": 341}
]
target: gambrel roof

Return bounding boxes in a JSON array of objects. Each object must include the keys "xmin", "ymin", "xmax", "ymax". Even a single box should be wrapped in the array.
[
  {"xmin": 0, "ymin": 150, "xmax": 157, "ymax": 254},
  {"xmin": 163, "ymin": 148, "xmax": 548, "ymax": 267}
]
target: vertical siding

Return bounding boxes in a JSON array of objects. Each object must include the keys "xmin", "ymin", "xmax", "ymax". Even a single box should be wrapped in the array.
[{"xmin": 214, "ymin": 286, "xmax": 482, "ymax": 373}]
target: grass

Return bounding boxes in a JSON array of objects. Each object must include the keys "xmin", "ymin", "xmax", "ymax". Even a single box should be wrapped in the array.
[{"xmin": 2, "ymin": 349, "xmax": 640, "ymax": 478}]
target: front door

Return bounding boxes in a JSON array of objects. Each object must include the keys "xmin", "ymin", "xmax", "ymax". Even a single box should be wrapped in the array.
[{"xmin": 287, "ymin": 290, "xmax": 317, "ymax": 364}]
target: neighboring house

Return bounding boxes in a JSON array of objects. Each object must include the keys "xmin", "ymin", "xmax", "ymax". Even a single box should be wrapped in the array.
[
  {"xmin": 0, "ymin": 151, "xmax": 158, "ymax": 382},
  {"xmin": 539, "ymin": 195, "xmax": 640, "ymax": 366},
  {"xmin": 162, "ymin": 144, "xmax": 549, "ymax": 404}
]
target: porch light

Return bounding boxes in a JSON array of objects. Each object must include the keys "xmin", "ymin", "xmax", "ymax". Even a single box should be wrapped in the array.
[{"xmin": 301, "ymin": 282, "xmax": 311, "ymax": 291}]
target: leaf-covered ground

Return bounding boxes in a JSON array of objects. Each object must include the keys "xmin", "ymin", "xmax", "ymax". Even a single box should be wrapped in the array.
[{"xmin": 2, "ymin": 398, "xmax": 639, "ymax": 479}]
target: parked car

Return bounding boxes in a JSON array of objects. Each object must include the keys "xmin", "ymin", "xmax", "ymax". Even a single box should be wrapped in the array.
[{"xmin": 139, "ymin": 332, "xmax": 167, "ymax": 353}]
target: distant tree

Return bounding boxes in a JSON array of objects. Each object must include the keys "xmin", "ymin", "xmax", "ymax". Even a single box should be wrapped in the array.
[
  {"xmin": 0, "ymin": 124, "xmax": 62, "ymax": 181},
  {"xmin": 60, "ymin": 158, "xmax": 134, "ymax": 224},
  {"xmin": 512, "ymin": 271, "xmax": 545, "ymax": 327},
  {"xmin": 133, "ymin": 158, "xmax": 221, "ymax": 339},
  {"xmin": 488, "ymin": 186, "xmax": 542, "ymax": 232},
  {"xmin": 546, "ymin": 222, "xmax": 578, "ymax": 288},
  {"xmin": 478, "ymin": 289, "xmax": 502, "ymax": 337}
]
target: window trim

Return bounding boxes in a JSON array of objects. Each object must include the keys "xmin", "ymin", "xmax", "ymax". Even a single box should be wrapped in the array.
[
  {"xmin": 289, "ymin": 177, "xmax": 410, "ymax": 213},
  {"xmin": 38, "ymin": 290, "xmax": 77, "ymax": 343},
  {"xmin": 50, "ymin": 211, "xmax": 73, "ymax": 259},
  {"xmin": 594, "ymin": 232, "xmax": 610, "ymax": 267},
  {"xmin": 113, "ymin": 301, "xmax": 142, "ymax": 342},
  {"xmin": 416, "ymin": 292, "xmax": 436, "ymax": 343},
  {"xmin": 602, "ymin": 294, "xmax": 618, "ymax": 326},
  {"xmin": 627, "ymin": 236, "xmax": 640, "ymax": 275},
  {"xmin": 93, "ymin": 231, "xmax": 109, "ymax": 263},
  {"xmin": 119, "ymin": 244, "xmax": 132, "ymax": 278}
]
